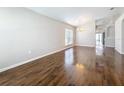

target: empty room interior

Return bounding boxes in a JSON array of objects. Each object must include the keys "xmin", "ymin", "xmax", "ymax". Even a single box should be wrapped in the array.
[{"xmin": 0, "ymin": 7, "xmax": 124, "ymax": 86}]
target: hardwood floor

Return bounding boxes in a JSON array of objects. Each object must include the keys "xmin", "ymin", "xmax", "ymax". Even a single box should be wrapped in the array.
[{"xmin": 0, "ymin": 46, "xmax": 124, "ymax": 86}]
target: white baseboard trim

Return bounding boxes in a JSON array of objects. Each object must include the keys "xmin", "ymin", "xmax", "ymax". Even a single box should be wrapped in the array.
[
  {"xmin": 75, "ymin": 44, "xmax": 95, "ymax": 47},
  {"xmin": 0, "ymin": 46, "xmax": 73, "ymax": 73},
  {"xmin": 115, "ymin": 48, "xmax": 124, "ymax": 55},
  {"xmin": 105, "ymin": 45, "xmax": 115, "ymax": 48},
  {"xmin": 121, "ymin": 52, "xmax": 124, "ymax": 55}
]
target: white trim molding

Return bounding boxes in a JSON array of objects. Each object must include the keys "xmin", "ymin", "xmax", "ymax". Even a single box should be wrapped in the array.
[
  {"xmin": 115, "ymin": 48, "xmax": 124, "ymax": 55},
  {"xmin": 0, "ymin": 46, "xmax": 73, "ymax": 73},
  {"xmin": 75, "ymin": 44, "xmax": 95, "ymax": 47}
]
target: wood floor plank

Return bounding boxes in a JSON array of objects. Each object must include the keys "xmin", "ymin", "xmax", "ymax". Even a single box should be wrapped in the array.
[{"xmin": 0, "ymin": 46, "xmax": 124, "ymax": 86}]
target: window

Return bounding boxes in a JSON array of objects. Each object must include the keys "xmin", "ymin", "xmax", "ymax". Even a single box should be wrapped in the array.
[{"xmin": 65, "ymin": 29, "xmax": 73, "ymax": 46}]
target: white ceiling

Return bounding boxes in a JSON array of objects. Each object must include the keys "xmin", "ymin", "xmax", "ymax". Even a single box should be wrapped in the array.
[{"xmin": 28, "ymin": 7, "xmax": 120, "ymax": 27}]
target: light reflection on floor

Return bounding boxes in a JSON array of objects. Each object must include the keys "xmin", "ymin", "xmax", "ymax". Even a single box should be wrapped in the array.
[
  {"xmin": 64, "ymin": 47, "xmax": 86, "ymax": 82},
  {"xmin": 76, "ymin": 63, "xmax": 85, "ymax": 69},
  {"xmin": 64, "ymin": 48, "xmax": 74, "ymax": 66},
  {"xmin": 96, "ymin": 45, "xmax": 104, "ymax": 56},
  {"xmin": 96, "ymin": 41, "xmax": 104, "ymax": 56},
  {"xmin": 96, "ymin": 33, "xmax": 104, "ymax": 56},
  {"xmin": 64, "ymin": 48, "xmax": 85, "ymax": 69}
]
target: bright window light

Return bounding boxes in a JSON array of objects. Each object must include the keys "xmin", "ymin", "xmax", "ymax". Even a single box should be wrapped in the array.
[{"xmin": 65, "ymin": 29, "xmax": 73, "ymax": 46}]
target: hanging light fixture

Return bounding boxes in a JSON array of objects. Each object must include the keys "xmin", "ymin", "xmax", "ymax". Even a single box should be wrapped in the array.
[{"xmin": 76, "ymin": 26, "xmax": 84, "ymax": 32}]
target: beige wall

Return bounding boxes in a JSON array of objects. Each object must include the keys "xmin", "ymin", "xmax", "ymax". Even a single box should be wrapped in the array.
[
  {"xmin": 122, "ymin": 19, "xmax": 124, "ymax": 54},
  {"xmin": 0, "ymin": 8, "xmax": 74, "ymax": 69},
  {"xmin": 115, "ymin": 14, "xmax": 124, "ymax": 54},
  {"xmin": 75, "ymin": 20, "xmax": 96, "ymax": 47},
  {"xmin": 105, "ymin": 25, "xmax": 115, "ymax": 47}
]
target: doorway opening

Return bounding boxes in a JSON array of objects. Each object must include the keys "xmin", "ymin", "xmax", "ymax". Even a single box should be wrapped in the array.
[
  {"xmin": 96, "ymin": 33, "xmax": 105, "ymax": 47},
  {"xmin": 95, "ymin": 32, "xmax": 105, "ymax": 55}
]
